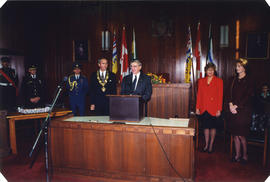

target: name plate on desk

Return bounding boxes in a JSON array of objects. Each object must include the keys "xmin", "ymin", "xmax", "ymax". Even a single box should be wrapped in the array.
[{"xmin": 107, "ymin": 95, "xmax": 144, "ymax": 122}]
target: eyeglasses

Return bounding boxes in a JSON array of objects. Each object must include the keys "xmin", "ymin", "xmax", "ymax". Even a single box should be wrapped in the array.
[{"xmin": 130, "ymin": 64, "xmax": 141, "ymax": 68}]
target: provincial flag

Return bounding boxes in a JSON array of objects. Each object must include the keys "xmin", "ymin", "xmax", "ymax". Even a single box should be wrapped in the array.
[
  {"xmin": 120, "ymin": 26, "xmax": 129, "ymax": 82},
  {"xmin": 206, "ymin": 24, "xmax": 214, "ymax": 63},
  {"xmin": 112, "ymin": 31, "xmax": 118, "ymax": 74},
  {"xmin": 131, "ymin": 28, "xmax": 137, "ymax": 60},
  {"xmin": 184, "ymin": 26, "xmax": 193, "ymax": 83},
  {"xmin": 195, "ymin": 22, "xmax": 202, "ymax": 79}
]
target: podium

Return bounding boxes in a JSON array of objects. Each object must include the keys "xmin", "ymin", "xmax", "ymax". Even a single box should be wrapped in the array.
[{"xmin": 108, "ymin": 95, "xmax": 144, "ymax": 122}]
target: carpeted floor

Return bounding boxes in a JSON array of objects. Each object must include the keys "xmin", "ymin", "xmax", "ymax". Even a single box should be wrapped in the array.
[{"xmin": 1, "ymin": 131, "xmax": 269, "ymax": 182}]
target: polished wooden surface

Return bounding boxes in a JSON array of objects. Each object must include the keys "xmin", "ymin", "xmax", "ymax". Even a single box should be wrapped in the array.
[
  {"xmin": 148, "ymin": 83, "xmax": 190, "ymax": 118},
  {"xmin": 50, "ymin": 116, "xmax": 195, "ymax": 181},
  {"xmin": 6, "ymin": 109, "xmax": 72, "ymax": 154}
]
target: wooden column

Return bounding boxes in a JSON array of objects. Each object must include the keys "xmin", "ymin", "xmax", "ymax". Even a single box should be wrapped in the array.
[{"xmin": 0, "ymin": 110, "xmax": 10, "ymax": 157}]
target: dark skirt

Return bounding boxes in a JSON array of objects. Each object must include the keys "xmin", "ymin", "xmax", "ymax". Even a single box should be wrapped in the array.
[
  {"xmin": 199, "ymin": 111, "xmax": 218, "ymax": 129},
  {"xmin": 227, "ymin": 108, "xmax": 252, "ymax": 137}
]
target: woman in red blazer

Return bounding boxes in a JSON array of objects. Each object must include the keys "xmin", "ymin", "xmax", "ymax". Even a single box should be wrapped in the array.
[{"xmin": 196, "ymin": 63, "xmax": 223, "ymax": 153}]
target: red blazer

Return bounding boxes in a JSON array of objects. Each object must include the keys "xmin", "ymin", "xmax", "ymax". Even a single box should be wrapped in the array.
[{"xmin": 196, "ymin": 76, "xmax": 223, "ymax": 116}]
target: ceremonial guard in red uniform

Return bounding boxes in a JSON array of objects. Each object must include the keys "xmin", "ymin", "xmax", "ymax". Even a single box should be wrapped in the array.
[{"xmin": 0, "ymin": 57, "xmax": 18, "ymax": 111}]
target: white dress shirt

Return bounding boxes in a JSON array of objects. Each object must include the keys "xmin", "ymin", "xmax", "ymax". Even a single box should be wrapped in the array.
[
  {"xmin": 99, "ymin": 70, "xmax": 106, "ymax": 79},
  {"xmin": 132, "ymin": 72, "xmax": 140, "ymax": 90},
  {"xmin": 75, "ymin": 74, "xmax": 80, "ymax": 80}
]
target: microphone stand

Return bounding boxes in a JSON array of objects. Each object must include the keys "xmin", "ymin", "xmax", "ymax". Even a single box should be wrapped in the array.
[{"xmin": 29, "ymin": 84, "xmax": 64, "ymax": 182}]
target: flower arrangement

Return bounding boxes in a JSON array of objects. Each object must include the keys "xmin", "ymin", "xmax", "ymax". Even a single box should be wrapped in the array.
[{"xmin": 147, "ymin": 73, "xmax": 166, "ymax": 84}]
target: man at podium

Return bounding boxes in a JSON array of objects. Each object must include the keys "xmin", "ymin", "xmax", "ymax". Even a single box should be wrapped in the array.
[{"xmin": 121, "ymin": 59, "xmax": 152, "ymax": 105}]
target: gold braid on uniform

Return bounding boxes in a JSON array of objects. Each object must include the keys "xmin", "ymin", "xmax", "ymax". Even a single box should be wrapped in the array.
[
  {"xmin": 68, "ymin": 75, "xmax": 78, "ymax": 91},
  {"xmin": 97, "ymin": 71, "xmax": 109, "ymax": 92}
]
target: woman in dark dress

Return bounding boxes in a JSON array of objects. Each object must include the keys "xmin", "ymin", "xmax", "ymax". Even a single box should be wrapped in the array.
[{"xmin": 227, "ymin": 58, "xmax": 254, "ymax": 163}]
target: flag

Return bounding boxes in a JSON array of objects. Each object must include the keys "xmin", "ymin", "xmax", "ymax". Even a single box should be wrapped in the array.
[
  {"xmin": 206, "ymin": 24, "xmax": 213, "ymax": 63},
  {"xmin": 195, "ymin": 22, "xmax": 202, "ymax": 79},
  {"xmin": 120, "ymin": 26, "xmax": 129, "ymax": 82},
  {"xmin": 131, "ymin": 28, "xmax": 137, "ymax": 60},
  {"xmin": 112, "ymin": 31, "xmax": 118, "ymax": 74},
  {"xmin": 184, "ymin": 26, "xmax": 193, "ymax": 83}
]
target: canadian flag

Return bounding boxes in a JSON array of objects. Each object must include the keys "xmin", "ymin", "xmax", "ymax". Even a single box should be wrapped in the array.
[
  {"xmin": 195, "ymin": 22, "xmax": 202, "ymax": 79},
  {"xmin": 120, "ymin": 26, "xmax": 129, "ymax": 82}
]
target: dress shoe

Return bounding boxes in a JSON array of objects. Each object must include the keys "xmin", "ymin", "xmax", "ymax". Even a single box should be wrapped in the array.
[
  {"xmin": 240, "ymin": 158, "xmax": 248, "ymax": 165},
  {"xmin": 231, "ymin": 156, "xmax": 241, "ymax": 163},
  {"xmin": 201, "ymin": 146, "xmax": 208, "ymax": 152},
  {"xmin": 208, "ymin": 148, "xmax": 214, "ymax": 154}
]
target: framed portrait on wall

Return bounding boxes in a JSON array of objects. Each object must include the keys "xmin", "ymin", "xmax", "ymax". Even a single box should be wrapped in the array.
[
  {"xmin": 246, "ymin": 32, "xmax": 269, "ymax": 59},
  {"xmin": 72, "ymin": 40, "xmax": 90, "ymax": 62}
]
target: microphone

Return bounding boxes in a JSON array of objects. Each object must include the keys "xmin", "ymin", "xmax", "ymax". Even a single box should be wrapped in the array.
[{"xmin": 58, "ymin": 76, "xmax": 68, "ymax": 88}]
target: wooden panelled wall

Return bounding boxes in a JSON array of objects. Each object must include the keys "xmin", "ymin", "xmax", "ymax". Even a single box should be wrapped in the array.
[{"xmin": 0, "ymin": 1, "xmax": 270, "ymax": 102}]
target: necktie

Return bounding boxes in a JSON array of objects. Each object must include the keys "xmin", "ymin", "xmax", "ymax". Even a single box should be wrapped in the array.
[
  {"xmin": 101, "ymin": 72, "xmax": 105, "ymax": 82},
  {"xmin": 132, "ymin": 75, "xmax": 137, "ymax": 91}
]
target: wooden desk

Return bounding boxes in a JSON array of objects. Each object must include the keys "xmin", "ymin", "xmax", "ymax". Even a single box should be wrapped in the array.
[
  {"xmin": 50, "ymin": 116, "xmax": 195, "ymax": 182},
  {"xmin": 6, "ymin": 109, "xmax": 72, "ymax": 154}
]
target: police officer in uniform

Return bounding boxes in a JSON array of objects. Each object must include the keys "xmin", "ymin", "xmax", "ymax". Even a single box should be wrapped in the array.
[
  {"xmin": 21, "ymin": 64, "xmax": 44, "ymax": 108},
  {"xmin": 0, "ymin": 57, "xmax": 18, "ymax": 111},
  {"xmin": 67, "ymin": 63, "xmax": 89, "ymax": 116},
  {"xmin": 89, "ymin": 58, "xmax": 117, "ymax": 115}
]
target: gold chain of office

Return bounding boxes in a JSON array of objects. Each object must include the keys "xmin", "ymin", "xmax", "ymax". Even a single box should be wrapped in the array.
[
  {"xmin": 68, "ymin": 75, "xmax": 78, "ymax": 91},
  {"xmin": 97, "ymin": 71, "xmax": 109, "ymax": 92}
]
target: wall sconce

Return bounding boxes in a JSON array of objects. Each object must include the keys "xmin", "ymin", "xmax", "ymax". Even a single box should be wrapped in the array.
[
  {"xmin": 101, "ymin": 30, "xmax": 110, "ymax": 51},
  {"xmin": 220, "ymin": 25, "xmax": 229, "ymax": 48}
]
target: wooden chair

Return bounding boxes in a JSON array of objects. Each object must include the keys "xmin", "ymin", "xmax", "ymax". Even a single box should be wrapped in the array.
[{"xmin": 230, "ymin": 114, "xmax": 268, "ymax": 167}]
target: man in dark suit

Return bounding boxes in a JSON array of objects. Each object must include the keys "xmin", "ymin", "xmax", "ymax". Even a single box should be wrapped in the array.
[
  {"xmin": 121, "ymin": 60, "xmax": 152, "ymax": 113},
  {"xmin": 89, "ymin": 58, "xmax": 117, "ymax": 115},
  {"xmin": 0, "ymin": 57, "xmax": 18, "ymax": 111},
  {"xmin": 21, "ymin": 64, "xmax": 44, "ymax": 108},
  {"xmin": 67, "ymin": 63, "xmax": 89, "ymax": 116}
]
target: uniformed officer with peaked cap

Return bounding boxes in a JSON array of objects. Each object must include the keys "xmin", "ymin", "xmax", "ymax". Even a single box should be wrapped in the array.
[
  {"xmin": 66, "ymin": 62, "xmax": 89, "ymax": 116},
  {"xmin": 21, "ymin": 64, "xmax": 45, "ymax": 108}
]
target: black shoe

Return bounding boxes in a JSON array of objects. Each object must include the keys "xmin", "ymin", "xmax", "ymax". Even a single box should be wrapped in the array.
[
  {"xmin": 201, "ymin": 146, "xmax": 208, "ymax": 152},
  {"xmin": 231, "ymin": 156, "xmax": 241, "ymax": 163},
  {"xmin": 208, "ymin": 148, "xmax": 214, "ymax": 154},
  {"xmin": 240, "ymin": 158, "xmax": 248, "ymax": 165}
]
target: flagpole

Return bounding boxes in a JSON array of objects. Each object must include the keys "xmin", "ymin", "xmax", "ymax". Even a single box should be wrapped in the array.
[
  {"xmin": 185, "ymin": 25, "xmax": 197, "ymax": 113},
  {"xmin": 194, "ymin": 21, "xmax": 201, "ymax": 98},
  {"xmin": 191, "ymin": 56, "xmax": 197, "ymax": 112}
]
